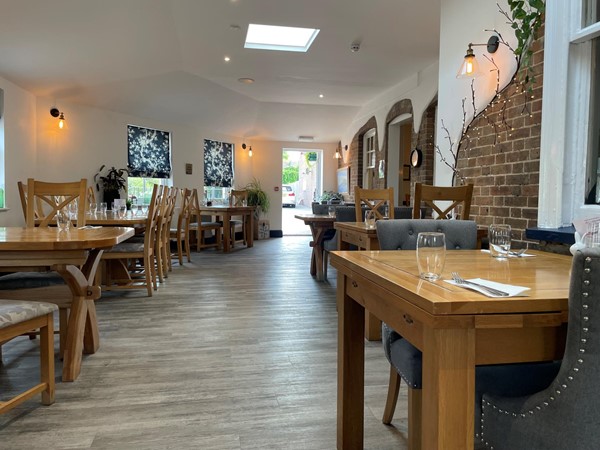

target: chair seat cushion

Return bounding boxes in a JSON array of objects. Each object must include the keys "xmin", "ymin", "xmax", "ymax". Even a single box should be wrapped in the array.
[
  {"xmin": 0, "ymin": 299, "xmax": 58, "ymax": 329},
  {"xmin": 190, "ymin": 222, "xmax": 222, "ymax": 228},
  {"xmin": 107, "ymin": 242, "xmax": 145, "ymax": 253},
  {"xmin": 0, "ymin": 272, "xmax": 65, "ymax": 290}
]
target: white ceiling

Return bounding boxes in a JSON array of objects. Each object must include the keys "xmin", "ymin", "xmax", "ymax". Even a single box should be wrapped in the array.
[{"xmin": 0, "ymin": 0, "xmax": 441, "ymax": 142}]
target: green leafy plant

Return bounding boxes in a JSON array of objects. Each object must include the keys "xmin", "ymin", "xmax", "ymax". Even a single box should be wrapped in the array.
[
  {"xmin": 94, "ymin": 165, "xmax": 129, "ymax": 193},
  {"xmin": 502, "ymin": 0, "xmax": 545, "ymax": 87},
  {"xmin": 245, "ymin": 178, "xmax": 270, "ymax": 217},
  {"xmin": 320, "ymin": 191, "xmax": 343, "ymax": 203}
]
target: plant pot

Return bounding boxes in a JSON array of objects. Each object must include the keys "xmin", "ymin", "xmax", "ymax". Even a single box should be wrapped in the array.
[{"xmin": 103, "ymin": 190, "xmax": 120, "ymax": 210}]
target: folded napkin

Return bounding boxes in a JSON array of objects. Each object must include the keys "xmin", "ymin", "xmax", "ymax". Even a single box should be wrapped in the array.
[
  {"xmin": 480, "ymin": 249, "xmax": 536, "ymax": 257},
  {"xmin": 445, "ymin": 278, "xmax": 530, "ymax": 298}
]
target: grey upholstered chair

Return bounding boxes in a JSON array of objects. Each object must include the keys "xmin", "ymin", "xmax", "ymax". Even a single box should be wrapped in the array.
[
  {"xmin": 479, "ymin": 247, "xmax": 600, "ymax": 450},
  {"xmin": 376, "ymin": 219, "xmax": 560, "ymax": 449},
  {"xmin": 322, "ymin": 206, "xmax": 356, "ymax": 280}
]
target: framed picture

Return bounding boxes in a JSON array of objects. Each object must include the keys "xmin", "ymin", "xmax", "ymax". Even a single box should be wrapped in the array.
[
  {"xmin": 403, "ymin": 164, "xmax": 411, "ymax": 181},
  {"xmin": 337, "ymin": 166, "xmax": 350, "ymax": 194}
]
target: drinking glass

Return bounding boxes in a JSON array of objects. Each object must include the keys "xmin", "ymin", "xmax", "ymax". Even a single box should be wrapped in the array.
[
  {"xmin": 56, "ymin": 209, "xmax": 71, "ymax": 232},
  {"xmin": 365, "ymin": 210, "xmax": 376, "ymax": 229},
  {"xmin": 489, "ymin": 224, "xmax": 512, "ymax": 258},
  {"xmin": 416, "ymin": 232, "xmax": 446, "ymax": 280},
  {"xmin": 99, "ymin": 202, "xmax": 107, "ymax": 214},
  {"xmin": 328, "ymin": 206, "xmax": 336, "ymax": 217},
  {"xmin": 117, "ymin": 205, "xmax": 127, "ymax": 219},
  {"xmin": 89, "ymin": 202, "xmax": 97, "ymax": 215}
]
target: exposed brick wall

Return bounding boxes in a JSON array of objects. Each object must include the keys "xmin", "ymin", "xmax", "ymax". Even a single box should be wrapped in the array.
[
  {"xmin": 342, "ymin": 100, "xmax": 437, "ymax": 203},
  {"xmin": 455, "ymin": 28, "xmax": 544, "ymax": 248}
]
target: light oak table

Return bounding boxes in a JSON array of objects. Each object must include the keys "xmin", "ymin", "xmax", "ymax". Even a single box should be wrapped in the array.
[
  {"xmin": 330, "ymin": 249, "xmax": 572, "ymax": 450},
  {"xmin": 334, "ymin": 221, "xmax": 380, "ymax": 340},
  {"xmin": 195, "ymin": 205, "xmax": 255, "ymax": 253},
  {"xmin": 0, "ymin": 226, "xmax": 134, "ymax": 381},
  {"xmin": 295, "ymin": 213, "xmax": 336, "ymax": 281}
]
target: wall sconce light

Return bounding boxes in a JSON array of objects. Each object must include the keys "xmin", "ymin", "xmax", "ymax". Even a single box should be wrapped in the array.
[
  {"xmin": 242, "ymin": 143, "xmax": 252, "ymax": 157},
  {"xmin": 334, "ymin": 148, "xmax": 341, "ymax": 159},
  {"xmin": 456, "ymin": 35, "xmax": 499, "ymax": 78},
  {"xmin": 50, "ymin": 107, "xmax": 66, "ymax": 129}
]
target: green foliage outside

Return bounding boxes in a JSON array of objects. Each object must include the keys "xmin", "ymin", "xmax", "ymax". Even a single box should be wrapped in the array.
[{"xmin": 282, "ymin": 166, "xmax": 299, "ymax": 185}]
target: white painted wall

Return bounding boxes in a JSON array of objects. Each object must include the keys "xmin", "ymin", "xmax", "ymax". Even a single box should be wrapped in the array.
[
  {"xmin": 0, "ymin": 77, "xmax": 37, "ymax": 226},
  {"xmin": 436, "ymin": 0, "xmax": 517, "ymax": 186}
]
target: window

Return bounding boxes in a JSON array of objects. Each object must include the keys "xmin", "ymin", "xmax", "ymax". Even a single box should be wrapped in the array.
[
  {"xmin": 362, "ymin": 129, "xmax": 376, "ymax": 189},
  {"xmin": 203, "ymin": 139, "xmax": 234, "ymax": 204},
  {"xmin": 127, "ymin": 124, "xmax": 172, "ymax": 203},
  {"xmin": 538, "ymin": 2, "xmax": 600, "ymax": 227},
  {"xmin": 0, "ymin": 88, "xmax": 4, "ymax": 208}
]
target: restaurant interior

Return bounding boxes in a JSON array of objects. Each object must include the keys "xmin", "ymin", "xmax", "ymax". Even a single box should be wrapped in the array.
[{"xmin": 0, "ymin": 1, "xmax": 598, "ymax": 449}]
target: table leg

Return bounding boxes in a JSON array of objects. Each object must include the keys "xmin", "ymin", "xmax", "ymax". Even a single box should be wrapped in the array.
[
  {"xmin": 422, "ymin": 327, "xmax": 475, "ymax": 449},
  {"xmin": 337, "ymin": 272, "xmax": 365, "ymax": 449},
  {"xmin": 246, "ymin": 212, "xmax": 254, "ymax": 248},
  {"xmin": 222, "ymin": 214, "xmax": 231, "ymax": 252},
  {"xmin": 61, "ymin": 295, "xmax": 87, "ymax": 381}
]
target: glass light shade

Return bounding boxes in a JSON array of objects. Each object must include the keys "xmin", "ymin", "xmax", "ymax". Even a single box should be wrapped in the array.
[
  {"xmin": 248, "ymin": 147, "xmax": 253, "ymax": 157},
  {"xmin": 58, "ymin": 118, "xmax": 64, "ymax": 129},
  {"xmin": 334, "ymin": 150, "xmax": 341, "ymax": 159},
  {"xmin": 457, "ymin": 54, "xmax": 482, "ymax": 78}
]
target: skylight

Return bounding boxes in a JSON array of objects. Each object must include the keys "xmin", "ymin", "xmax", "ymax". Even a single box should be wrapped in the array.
[{"xmin": 245, "ymin": 24, "xmax": 319, "ymax": 52}]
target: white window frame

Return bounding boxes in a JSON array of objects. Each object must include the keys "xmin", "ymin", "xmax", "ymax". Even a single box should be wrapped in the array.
[
  {"xmin": 363, "ymin": 129, "xmax": 376, "ymax": 188},
  {"xmin": 539, "ymin": 1, "xmax": 600, "ymax": 227}
]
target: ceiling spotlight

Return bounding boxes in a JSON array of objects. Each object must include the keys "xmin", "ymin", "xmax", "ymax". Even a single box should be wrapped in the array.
[
  {"xmin": 224, "ymin": 56, "xmax": 231, "ymax": 62},
  {"xmin": 319, "ymin": 94, "xmax": 324, "ymax": 98},
  {"xmin": 350, "ymin": 42, "xmax": 360, "ymax": 52},
  {"xmin": 238, "ymin": 77, "xmax": 255, "ymax": 84}
]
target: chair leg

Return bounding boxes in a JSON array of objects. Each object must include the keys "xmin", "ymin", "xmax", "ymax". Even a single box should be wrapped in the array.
[
  {"xmin": 323, "ymin": 251, "xmax": 329, "ymax": 280},
  {"xmin": 40, "ymin": 313, "xmax": 55, "ymax": 405},
  {"xmin": 185, "ymin": 235, "xmax": 191, "ymax": 262},
  {"xmin": 144, "ymin": 253, "xmax": 153, "ymax": 297},
  {"xmin": 59, "ymin": 308, "xmax": 69, "ymax": 360},
  {"xmin": 177, "ymin": 237, "xmax": 184, "ymax": 265},
  {"xmin": 383, "ymin": 365, "xmax": 401, "ymax": 424},
  {"xmin": 408, "ymin": 387, "xmax": 422, "ymax": 450}
]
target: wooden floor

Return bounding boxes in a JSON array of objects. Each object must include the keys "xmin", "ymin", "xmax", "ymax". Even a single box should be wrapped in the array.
[{"xmin": 0, "ymin": 236, "xmax": 409, "ymax": 449}]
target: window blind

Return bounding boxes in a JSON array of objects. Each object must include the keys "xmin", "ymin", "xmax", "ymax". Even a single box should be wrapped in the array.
[
  {"xmin": 204, "ymin": 139, "xmax": 234, "ymax": 187},
  {"xmin": 127, "ymin": 125, "xmax": 171, "ymax": 178}
]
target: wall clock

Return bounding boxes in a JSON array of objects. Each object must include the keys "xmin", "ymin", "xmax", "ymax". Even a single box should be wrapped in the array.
[{"xmin": 410, "ymin": 148, "xmax": 423, "ymax": 168}]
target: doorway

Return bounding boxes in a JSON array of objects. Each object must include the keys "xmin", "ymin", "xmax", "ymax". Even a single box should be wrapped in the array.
[
  {"xmin": 281, "ymin": 148, "xmax": 323, "ymax": 236},
  {"xmin": 387, "ymin": 114, "xmax": 413, "ymax": 206}
]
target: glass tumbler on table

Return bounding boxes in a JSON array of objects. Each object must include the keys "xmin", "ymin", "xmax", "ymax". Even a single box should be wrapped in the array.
[
  {"xmin": 489, "ymin": 224, "xmax": 512, "ymax": 258},
  {"xmin": 416, "ymin": 232, "xmax": 446, "ymax": 280},
  {"xmin": 56, "ymin": 209, "xmax": 71, "ymax": 232},
  {"xmin": 99, "ymin": 202, "xmax": 107, "ymax": 214},
  {"xmin": 365, "ymin": 210, "xmax": 376, "ymax": 229}
]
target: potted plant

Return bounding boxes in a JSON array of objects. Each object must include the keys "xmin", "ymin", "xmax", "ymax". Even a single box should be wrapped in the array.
[
  {"xmin": 94, "ymin": 165, "xmax": 129, "ymax": 209},
  {"xmin": 245, "ymin": 178, "xmax": 270, "ymax": 239},
  {"xmin": 320, "ymin": 191, "xmax": 343, "ymax": 204}
]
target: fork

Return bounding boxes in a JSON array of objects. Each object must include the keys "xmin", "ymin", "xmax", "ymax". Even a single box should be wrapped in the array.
[{"xmin": 451, "ymin": 272, "xmax": 510, "ymax": 297}]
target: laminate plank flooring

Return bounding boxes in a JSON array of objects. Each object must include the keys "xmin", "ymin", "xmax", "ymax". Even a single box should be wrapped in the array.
[{"xmin": 0, "ymin": 236, "xmax": 409, "ymax": 449}]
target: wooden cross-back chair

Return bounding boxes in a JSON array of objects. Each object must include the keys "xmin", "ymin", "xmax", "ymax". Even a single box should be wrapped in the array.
[
  {"xmin": 170, "ymin": 188, "xmax": 193, "ymax": 265},
  {"xmin": 157, "ymin": 186, "xmax": 179, "ymax": 278},
  {"xmin": 354, "ymin": 187, "xmax": 395, "ymax": 222},
  {"xmin": 228, "ymin": 189, "xmax": 249, "ymax": 247},
  {"xmin": 0, "ymin": 178, "xmax": 89, "ymax": 359},
  {"xmin": 412, "ymin": 183, "xmax": 474, "ymax": 220},
  {"xmin": 26, "ymin": 178, "xmax": 88, "ymax": 227},
  {"xmin": 100, "ymin": 184, "xmax": 162, "ymax": 297},
  {"xmin": 189, "ymin": 189, "xmax": 222, "ymax": 251}
]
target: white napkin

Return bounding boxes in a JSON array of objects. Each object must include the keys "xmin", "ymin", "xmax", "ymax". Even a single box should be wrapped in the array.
[
  {"xmin": 445, "ymin": 278, "xmax": 530, "ymax": 298},
  {"xmin": 480, "ymin": 249, "xmax": 536, "ymax": 257}
]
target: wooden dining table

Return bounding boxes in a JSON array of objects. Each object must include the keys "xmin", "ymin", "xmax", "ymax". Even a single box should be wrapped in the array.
[
  {"xmin": 331, "ymin": 249, "xmax": 572, "ymax": 449},
  {"xmin": 295, "ymin": 213, "xmax": 336, "ymax": 281},
  {"xmin": 195, "ymin": 205, "xmax": 255, "ymax": 253},
  {"xmin": 0, "ymin": 226, "xmax": 134, "ymax": 381}
]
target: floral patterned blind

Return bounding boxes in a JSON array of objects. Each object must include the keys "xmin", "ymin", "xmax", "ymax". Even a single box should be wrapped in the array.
[
  {"xmin": 127, "ymin": 125, "xmax": 171, "ymax": 178},
  {"xmin": 204, "ymin": 139, "xmax": 234, "ymax": 187}
]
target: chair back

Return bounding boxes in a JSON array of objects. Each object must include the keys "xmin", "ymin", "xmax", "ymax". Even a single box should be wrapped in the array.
[
  {"xmin": 86, "ymin": 186, "xmax": 96, "ymax": 208},
  {"xmin": 480, "ymin": 247, "xmax": 600, "ymax": 449},
  {"xmin": 17, "ymin": 181, "xmax": 32, "ymax": 222},
  {"xmin": 312, "ymin": 203, "xmax": 329, "ymax": 215},
  {"xmin": 176, "ymin": 188, "xmax": 193, "ymax": 232},
  {"xmin": 354, "ymin": 187, "xmax": 394, "ymax": 222},
  {"xmin": 376, "ymin": 219, "xmax": 477, "ymax": 250},
  {"xmin": 230, "ymin": 189, "xmax": 248, "ymax": 206},
  {"xmin": 412, "ymin": 183, "xmax": 473, "ymax": 220},
  {"xmin": 25, "ymin": 178, "xmax": 87, "ymax": 228},
  {"xmin": 144, "ymin": 184, "xmax": 163, "ymax": 248}
]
